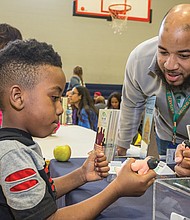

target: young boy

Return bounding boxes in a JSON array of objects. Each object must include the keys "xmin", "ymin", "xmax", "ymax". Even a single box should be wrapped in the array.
[{"xmin": 0, "ymin": 39, "xmax": 156, "ymax": 219}]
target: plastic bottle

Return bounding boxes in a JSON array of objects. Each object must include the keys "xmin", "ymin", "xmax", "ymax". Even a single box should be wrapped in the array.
[{"xmin": 66, "ymin": 104, "xmax": 73, "ymax": 125}]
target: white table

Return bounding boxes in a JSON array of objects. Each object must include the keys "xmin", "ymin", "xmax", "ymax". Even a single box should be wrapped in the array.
[{"xmin": 33, "ymin": 125, "xmax": 96, "ymax": 160}]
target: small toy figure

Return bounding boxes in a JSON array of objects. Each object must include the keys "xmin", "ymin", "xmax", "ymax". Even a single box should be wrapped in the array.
[
  {"xmin": 131, "ymin": 157, "xmax": 159, "ymax": 175},
  {"xmin": 95, "ymin": 127, "xmax": 105, "ymax": 146}
]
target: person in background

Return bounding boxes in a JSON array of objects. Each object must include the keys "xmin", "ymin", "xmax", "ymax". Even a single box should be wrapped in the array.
[
  {"xmin": 108, "ymin": 90, "xmax": 142, "ymax": 146},
  {"xmin": 69, "ymin": 86, "xmax": 98, "ymax": 131},
  {"xmin": 116, "ymin": 4, "xmax": 190, "ymax": 156},
  {"xmin": 107, "ymin": 91, "xmax": 122, "ymax": 109},
  {"xmin": 65, "ymin": 89, "xmax": 72, "ymax": 105},
  {"xmin": 0, "ymin": 23, "xmax": 23, "ymax": 127},
  {"xmin": 67, "ymin": 65, "xmax": 85, "ymax": 91},
  {"xmin": 94, "ymin": 95, "xmax": 107, "ymax": 111},
  {"xmin": 0, "ymin": 39, "xmax": 156, "ymax": 219},
  {"xmin": 94, "ymin": 91, "xmax": 102, "ymax": 103}
]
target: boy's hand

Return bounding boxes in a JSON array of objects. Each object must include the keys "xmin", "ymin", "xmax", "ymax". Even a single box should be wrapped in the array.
[
  {"xmin": 175, "ymin": 143, "xmax": 190, "ymax": 177},
  {"xmin": 94, "ymin": 143, "xmax": 104, "ymax": 152},
  {"xmin": 131, "ymin": 157, "xmax": 159, "ymax": 175},
  {"xmin": 82, "ymin": 150, "xmax": 110, "ymax": 182},
  {"xmin": 111, "ymin": 158, "xmax": 156, "ymax": 197}
]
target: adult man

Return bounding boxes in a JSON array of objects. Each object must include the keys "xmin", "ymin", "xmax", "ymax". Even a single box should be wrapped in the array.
[{"xmin": 116, "ymin": 4, "xmax": 190, "ymax": 156}]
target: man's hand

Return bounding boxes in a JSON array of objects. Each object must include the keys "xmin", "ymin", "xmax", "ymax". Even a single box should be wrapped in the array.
[
  {"xmin": 117, "ymin": 146, "xmax": 127, "ymax": 156},
  {"xmin": 82, "ymin": 150, "xmax": 110, "ymax": 182},
  {"xmin": 175, "ymin": 143, "xmax": 190, "ymax": 177}
]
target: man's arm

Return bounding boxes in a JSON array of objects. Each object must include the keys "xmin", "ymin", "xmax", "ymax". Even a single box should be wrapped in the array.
[
  {"xmin": 116, "ymin": 38, "xmax": 159, "ymax": 156},
  {"xmin": 116, "ymin": 53, "xmax": 146, "ymax": 155}
]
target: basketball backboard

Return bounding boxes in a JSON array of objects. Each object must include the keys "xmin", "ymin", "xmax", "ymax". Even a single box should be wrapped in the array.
[{"xmin": 73, "ymin": 0, "xmax": 152, "ymax": 22}]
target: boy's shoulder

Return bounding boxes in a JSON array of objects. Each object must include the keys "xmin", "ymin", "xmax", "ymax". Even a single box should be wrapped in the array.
[{"xmin": 0, "ymin": 139, "xmax": 24, "ymax": 158}]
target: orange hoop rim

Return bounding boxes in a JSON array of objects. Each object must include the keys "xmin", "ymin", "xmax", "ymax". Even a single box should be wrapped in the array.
[{"xmin": 108, "ymin": 4, "xmax": 132, "ymax": 20}]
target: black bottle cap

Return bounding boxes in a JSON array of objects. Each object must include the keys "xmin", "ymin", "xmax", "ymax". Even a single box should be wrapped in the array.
[
  {"xmin": 147, "ymin": 157, "xmax": 159, "ymax": 169},
  {"xmin": 183, "ymin": 140, "xmax": 190, "ymax": 148}
]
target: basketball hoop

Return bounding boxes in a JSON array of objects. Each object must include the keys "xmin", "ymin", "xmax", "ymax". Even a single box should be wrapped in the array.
[{"xmin": 108, "ymin": 4, "xmax": 132, "ymax": 34}]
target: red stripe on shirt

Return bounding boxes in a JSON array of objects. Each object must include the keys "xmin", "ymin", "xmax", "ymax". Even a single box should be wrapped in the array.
[
  {"xmin": 10, "ymin": 179, "xmax": 38, "ymax": 192},
  {"xmin": 5, "ymin": 168, "xmax": 36, "ymax": 182}
]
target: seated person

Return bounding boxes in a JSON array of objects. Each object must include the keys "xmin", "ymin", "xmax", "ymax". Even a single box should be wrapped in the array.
[
  {"xmin": 94, "ymin": 91, "xmax": 102, "ymax": 103},
  {"xmin": 94, "ymin": 95, "xmax": 107, "ymax": 111},
  {"xmin": 0, "ymin": 23, "xmax": 23, "ymax": 127},
  {"xmin": 69, "ymin": 86, "xmax": 98, "ymax": 131},
  {"xmin": 107, "ymin": 92, "xmax": 122, "ymax": 109},
  {"xmin": 65, "ymin": 89, "xmax": 72, "ymax": 105}
]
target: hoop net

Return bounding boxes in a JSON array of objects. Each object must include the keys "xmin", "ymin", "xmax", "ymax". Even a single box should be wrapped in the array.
[{"xmin": 108, "ymin": 4, "xmax": 132, "ymax": 34}]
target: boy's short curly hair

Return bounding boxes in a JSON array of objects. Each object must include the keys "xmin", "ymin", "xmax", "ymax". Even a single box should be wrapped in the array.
[{"xmin": 0, "ymin": 39, "xmax": 62, "ymax": 109}]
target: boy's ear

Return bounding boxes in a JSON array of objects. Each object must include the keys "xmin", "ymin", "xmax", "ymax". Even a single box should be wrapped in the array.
[{"xmin": 9, "ymin": 85, "xmax": 24, "ymax": 110}]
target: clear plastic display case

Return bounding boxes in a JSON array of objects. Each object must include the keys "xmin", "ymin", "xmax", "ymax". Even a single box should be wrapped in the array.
[{"xmin": 153, "ymin": 177, "xmax": 190, "ymax": 220}]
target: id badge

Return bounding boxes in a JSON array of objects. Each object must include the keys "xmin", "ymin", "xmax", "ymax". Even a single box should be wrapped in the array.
[{"xmin": 166, "ymin": 143, "xmax": 176, "ymax": 165}]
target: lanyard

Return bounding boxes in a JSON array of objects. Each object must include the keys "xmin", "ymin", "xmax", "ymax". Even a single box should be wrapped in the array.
[{"xmin": 166, "ymin": 89, "xmax": 190, "ymax": 144}]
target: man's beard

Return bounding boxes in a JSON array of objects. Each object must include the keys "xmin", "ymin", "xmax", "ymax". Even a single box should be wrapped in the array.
[{"xmin": 155, "ymin": 64, "xmax": 190, "ymax": 91}]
